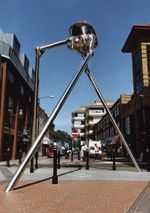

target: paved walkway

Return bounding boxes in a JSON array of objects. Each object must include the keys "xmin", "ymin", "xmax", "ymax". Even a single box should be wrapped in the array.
[{"xmin": 0, "ymin": 156, "xmax": 149, "ymax": 212}]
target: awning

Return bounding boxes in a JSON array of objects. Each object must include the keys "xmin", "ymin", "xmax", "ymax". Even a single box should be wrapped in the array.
[{"xmin": 111, "ymin": 135, "xmax": 120, "ymax": 145}]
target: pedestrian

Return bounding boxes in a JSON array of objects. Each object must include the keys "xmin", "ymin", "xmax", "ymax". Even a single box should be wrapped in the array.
[
  {"xmin": 94, "ymin": 143, "xmax": 99, "ymax": 161},
  {"xmin": 64, "ymin": 142, "xmax": 69, "ymax": 159},
  {"xmin": 80, "ymin": 144, "xmax": 87, "ymax": 161},
  {"xmin": 80, "ymin": 145, "xmax": 84, "ymax": 161}
]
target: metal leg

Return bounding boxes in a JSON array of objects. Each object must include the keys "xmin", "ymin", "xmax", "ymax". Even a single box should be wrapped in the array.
[
  {"xmin": 85, "ymin": 67, "xmax": 141, "ymax": 172},
  {"xmin": 4, "ymin": 52, "xmax": 92, "ymax": 192},
  {"xmin": 52, "ymin": 145, "xmax": 58, "ymax": 184}
]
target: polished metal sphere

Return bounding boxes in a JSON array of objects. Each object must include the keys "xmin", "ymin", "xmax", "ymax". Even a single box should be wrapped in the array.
[{"xmin": 67, "ymin": 21, "xmax": 98, "ymax": 57}]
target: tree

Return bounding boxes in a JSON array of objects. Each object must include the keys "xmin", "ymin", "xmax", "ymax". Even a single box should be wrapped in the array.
[{"xmin": 52, "ymin": 130, "xmax": 72, "ymax": 146}]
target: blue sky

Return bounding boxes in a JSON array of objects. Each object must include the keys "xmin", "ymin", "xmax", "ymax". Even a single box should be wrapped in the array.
[{"xmin": 1, "ymin": 0, "xmax": 150, "ymax": 134}]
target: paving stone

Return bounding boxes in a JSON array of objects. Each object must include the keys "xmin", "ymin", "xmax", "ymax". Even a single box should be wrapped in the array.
[{"xmin": 0, "ymin": 180, "xmax": 147, "ymax": 213}]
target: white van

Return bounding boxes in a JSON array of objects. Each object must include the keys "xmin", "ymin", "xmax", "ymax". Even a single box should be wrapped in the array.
[{"xmin": 88, "ymin": 140, "xmax": 102, "ymax": 158}]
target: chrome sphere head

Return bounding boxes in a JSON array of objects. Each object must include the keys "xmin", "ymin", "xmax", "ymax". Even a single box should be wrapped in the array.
[{"xmin": 67, "ymin": 21, "xmax": 98, "ymax": 57}]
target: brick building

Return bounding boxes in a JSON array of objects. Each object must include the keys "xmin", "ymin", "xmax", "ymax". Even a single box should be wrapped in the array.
[
  {"xmin": 0, "ymin": 28, "xmax": 34, "ymax": 160},
  {"xmin": 93, "ymin": 25, "xmax": 150, "ymax": 158}
]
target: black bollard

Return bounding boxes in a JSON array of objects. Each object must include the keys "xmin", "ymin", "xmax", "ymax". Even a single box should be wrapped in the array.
[
  {"xmin": 78, "ymin": 150, "xmax": 80, "ymax": 160},
  {"xmin": 6, "ymin": 148, "xmax": 10, "ymax": 167},
  {"xmin": 52, "ymin": 145, "xmax": 58, "ymax": 184},
  {"xmin": 35, "ymin": 151, "xmax": 38, "ymax": 169},
  {"xmin": 112, "ymin": 148, "xmax": 116, "ymax": 171},
  {"xmin": 71, "ymin": 150, "xmax": 73, "ymax": 161},
  {"xmin": 57, "ymin": 150, "xmax": 61, "ymax": 169},
  {"xmin": 86, "ymin": 150, "xmax": 89, "ymax": 170},
  {"xmin": 18, "ymin": 149, "xmax": 22, "ymax": 165},
  {"xmin": 30, "ymin": 158, "xmax": 34, "ymax": 173}
]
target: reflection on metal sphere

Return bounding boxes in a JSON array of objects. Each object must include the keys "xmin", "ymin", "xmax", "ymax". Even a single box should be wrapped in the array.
[{"xmin": 67, "ymin": 21, "xmax": 98, "ymax": 57}]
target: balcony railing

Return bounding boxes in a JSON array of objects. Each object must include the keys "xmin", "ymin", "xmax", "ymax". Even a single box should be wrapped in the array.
[
  {"xmin": 72, "ymin": 116, "xmax": 85, "ymax": 121},
  {"xmin": 88, "ymin": 120, "xmax": 99, "ymax": 125},
  {"xmin": 88, "ymin": 112, "xmax": 104, "ymax": 117},
  {"xmin": 73, "ymin": 124, "xmax": 85, "ymax": 129},
  {"xmin": 79, "ymin": 132, "xmax": 85, "ymax": 136}
]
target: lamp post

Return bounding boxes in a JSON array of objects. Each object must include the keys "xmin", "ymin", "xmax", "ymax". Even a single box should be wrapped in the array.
[{"xmin": 29, "ymin": 38, "xmax": 67, "ymax": 174}]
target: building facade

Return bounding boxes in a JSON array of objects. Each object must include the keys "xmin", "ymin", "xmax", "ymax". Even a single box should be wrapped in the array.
[
  {"xmin": 38, "ymin": 106, "xmax": 55, "ymax": 155},
  {"xmin": 93, "ymin": 25, "xmax": 150, "ymax": 158},
  {"xmin": 93, "ymin": 95, "xmax": 131, "ymax": 154},
  {"xmin": 0, "ymin": 28, "xmax": 34, "ymax": 160},
  {"xmin": 71, "ymin": 99, "xmax": 114, "ymax": 145}
]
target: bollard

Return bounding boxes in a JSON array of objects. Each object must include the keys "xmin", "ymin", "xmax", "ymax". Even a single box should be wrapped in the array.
[
  {"xmin": 18, "ymin": 149, "xmax": 22, "ymax": 165},
  {"xmin": 112, "ymin": 147, "xmax": 116, "ymax": 171},
  {"xmin": 30, "ymin": 158, "xmax": 34, "ymax": 173},
  {"xmin": 6, "ymin": 148, "xmax": 10, "ymax": 167},
  {"xmin": 57, "ymin": 150, "xmax": 61, "ymax": 169},
  {"xmin": 86, "ymin": 150, "xmax": 89, "ymax": 170},
  {"xmin": 71, "ymin": 150, "xmax": 73, "ymax": 161},
  {"xmin": 35, "ymin": 151, "xmax": 38, "ymax": 169},
  {"xmin": 52, "ymin": 145, "xmax": 58, "ymax": 184},
  {"xmin": 78, "ymin": 150, "xmax": 80, "ymax": 160}
]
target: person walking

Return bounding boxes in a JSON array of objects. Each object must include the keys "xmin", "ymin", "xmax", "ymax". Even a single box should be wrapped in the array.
[
  {"xmin": 80, "ymin": 144, "xmax": 87, "ymax": 161},
  {"xmin": 94, "ymin": 143, "xmax": 99, "ymax": 161}
]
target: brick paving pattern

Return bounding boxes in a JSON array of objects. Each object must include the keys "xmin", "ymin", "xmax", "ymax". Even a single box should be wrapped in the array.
[{"xmin": 0, "ymin": 180, "xmax": 147, "ymax": 213}]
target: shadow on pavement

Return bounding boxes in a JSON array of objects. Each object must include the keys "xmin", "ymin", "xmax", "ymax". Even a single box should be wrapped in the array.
[{"xmin": 14, "ymin": 166, "xmax": 82, "ymax": 191}]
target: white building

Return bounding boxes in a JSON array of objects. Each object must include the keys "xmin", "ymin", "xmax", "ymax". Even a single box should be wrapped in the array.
[{"xmin": 72, "ymin": 100, "xmax": 114, "ymax": 145}]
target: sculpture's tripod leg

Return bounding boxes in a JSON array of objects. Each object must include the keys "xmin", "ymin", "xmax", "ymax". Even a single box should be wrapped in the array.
[
  {"xmin": 85, "ymin": 68, "xmax": 141, "ymax": 172},
  {"xmin": 5, "ymin": 53, "xmax": 92, "ymax": 192}
]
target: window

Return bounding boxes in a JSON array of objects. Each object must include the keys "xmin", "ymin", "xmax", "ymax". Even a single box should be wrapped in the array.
[
  {"xmin": 8, "ymin": 97, "xmax": 14, "ymax": 113},
  {"xmin": 116, "ymin": 107, "xmax": 119, "ymax": 116},
  {"xmin": 29, "ymin": 96, "xmax": 31, "ymax": 103},
  {"xmin": 0, "ymin": 66, "xmax": 2, "ymax": 100},
  {"xmin": 78, "ymin": 113, "xmax": 85, "ymax": 117},
  {"xmin": 89, "ymin": 109, "xmax": 103, "ymax": 114},
  {"xmin": 0, "ymin": 65, "xmax": 2, "ymax": 82},
  {"xmin": 134, "ymin": 74, "xmax": 142, "ymax": 94},
  {"xmin": 20, "ymin": 86, "xmax": 24, "ymax": 95},
  {"xmin": 13, "ymin": 34, "xmax": 20, "ymax": 56},
  {"xmin": 125, "ymin": 116, "xmax": 131, "ymax": 135},
  {"xmin": 74, "ymin": 121, "xmax": 81, "ymax": 125},
  {"xmin": 8, "ymin": 71, "xmax": 15, "ymax": 84},
  {"xmin": 133, "ymin": 48, "xmax": 142, "ymax": 94},
  {"xmin": 146, "ymin": 45, "xmax": 150, "ymax": 86}
]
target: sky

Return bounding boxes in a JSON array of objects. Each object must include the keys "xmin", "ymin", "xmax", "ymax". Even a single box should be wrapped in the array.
[{"xmin": 0, "ymin": 0, "xmax": 150, "ymax": 134}]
